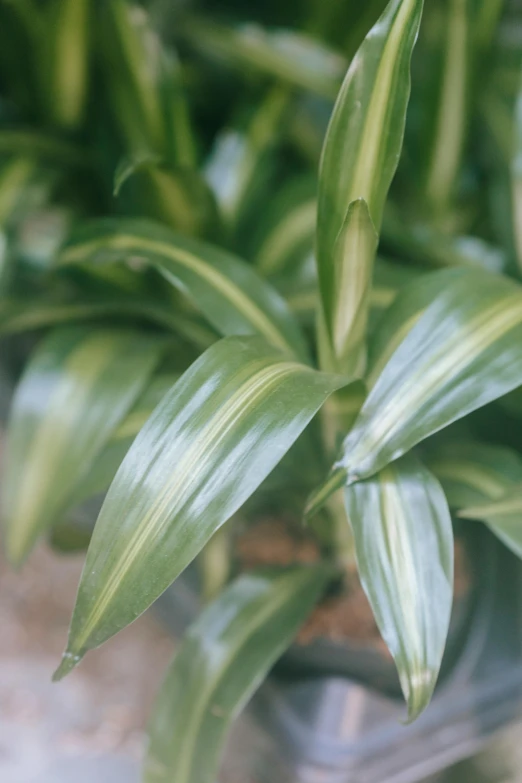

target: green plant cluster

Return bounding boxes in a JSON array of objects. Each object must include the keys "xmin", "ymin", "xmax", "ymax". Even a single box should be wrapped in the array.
[{"xmin": 1, "ymin": 0, "xmax": 522, "ymax": 780}]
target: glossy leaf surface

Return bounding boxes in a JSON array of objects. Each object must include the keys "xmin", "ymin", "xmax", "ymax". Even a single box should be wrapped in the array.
[
  {"xmin": 342, "ymin": 269, "xmax": 522, "ymax": 481},
  {"xmin": 145, "ymin": 566, "xmax": 332, "ymax": 783},
  {"xmin": 58, "ymin": 218, "xmax": 308, "ymax": 361},
  {"xmin": 316, "ymin": 0, "xmax": 422, "ymax": 371},
  {"xmin": 345, "ymin": 454, "xmax": 453, "ymax": 720},
  {"xmin": 2, "ymin": 327, "xmax": 164, "ymax": 564},
  {"xmin": 54, "ymin": 336, "xmax": 345, "ymax": 677}
]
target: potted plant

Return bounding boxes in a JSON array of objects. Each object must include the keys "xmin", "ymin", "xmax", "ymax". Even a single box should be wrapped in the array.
[{"xmin": 2, "ymin": 0, "xmax": 522, "ymax": 781}]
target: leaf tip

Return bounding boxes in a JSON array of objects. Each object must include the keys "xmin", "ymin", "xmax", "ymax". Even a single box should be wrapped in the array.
[{"xmin": 52, "ymin": 650, "xmax": 82, "ymax": 682}]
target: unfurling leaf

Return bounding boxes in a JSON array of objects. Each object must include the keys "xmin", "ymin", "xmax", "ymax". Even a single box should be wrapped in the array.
[
  {"xmin": 344, "ymin": 454, "xmax": 453, "ymax": 720},
  {"xmin": 342, "ymin": 269, "xmax": 522, "ymax": 481},
  {"xmin": 316, "ymin": 0, "xmax": 423, "ymax": 374},
  {"xmin": 145, "ymin": 566, "xmax": 332, "ymax": 783},
  {"xmin": 2, "ymin": 327, "xmax": 165, "ymax": 564},
  {"xmin": 54, "ymin": 336, "xmax": 346, "ymax": 678}
]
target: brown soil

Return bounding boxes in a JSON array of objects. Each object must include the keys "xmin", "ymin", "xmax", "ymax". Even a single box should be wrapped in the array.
[{"xmin": 236, "ymin": 518, "xmax": 471, "ymax": 652}]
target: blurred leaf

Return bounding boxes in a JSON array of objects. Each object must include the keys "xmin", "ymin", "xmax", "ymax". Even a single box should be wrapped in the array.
[
  {"xmin": 70, "ymin": 372, "xmax": 180, "ymax": 506},
  {"xmin": 114, "ymin": 154, "xmax": 220, "ymax": 237},
  {"xmin": 0, "ymin": 156, "xmax": 37, "ymax": 227},
  {"xmin": 58, "ymin": 218, "xmax": 309, "ymax": 361},
  {"xmin": 184, "ymin": 18, "xmax": 345, "ymax": 99},
  {"xmin": 204, "ymin": 87, "xmax": 290, "ymax": 228},
  {"xmin": 342, "ymin": 269, "xmax": 522, "ymax": 481},
  {"xmin": 43, "ymin": 0, "xmax": 90, "ymax": 130},
  {"xmin": 0, "ymin": 130, "xmax": 87, "ymax": 167},
  {"xmin": 345, "ymin": 453, "xmax": 453, "ymax": 720},
  {"xmin": 459, "ymin": 484, "xmax": 522, "ymax": 559},
  {"xmin": 2, "ymin": 327, "xmax": 165, "ymax": 564},
  {"xmin": 316, "ymin": 0, "xmax": 423, "ymax": 374},
  {"xmin": 511, "ymin": 67, "xmax": 522, "ymax": 273},
  {"xmin": 421, "ymin": 0, "xmax": 473, "ymax": 219},
  {"xmin": 144, "ymin": 565, "xmax": 332, "ymax": 783},
  {"xmin": 427, "ymin": 441, "xmax": 522, "ymax": 509},
  {"xmin": 99, "ymin": 0, "xmax": 194, "ymax": 164},
  {"xmin": 54, "ymin": 336, "xmax": 346, "ymax": 678},
  {"xmin": 254, "ymin": 177, "xmax": 316, "ymax": 279}
]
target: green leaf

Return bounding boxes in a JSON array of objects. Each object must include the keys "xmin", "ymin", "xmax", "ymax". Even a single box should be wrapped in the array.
[
  {"xmin": 344, "ymin": 453, "xmax": 453, "ymax": 720},
  {"xmin": 114, "ymin": 155, "xmax": 219, "ymax": 238},
  {"xmin": 367, "ymin": 267, "xmax": 469, "ymax": 388},
  {"xmin": 341, "ymin": 269, "xmax": 522, "ymax": 481},
  {"xmin": 511, "ymin": 68, "xmax": 522, "ymax": 273},
  {"xmin": 183, "ymin": 19, "xmax": 345, "ymax": 99},
  {"xmin": 43, "ymin": 0, "xmax": 90, "ymax": 130},
  {"xmin": 58, "ymin": 218, "xmax": 309, "ymax": 361},
  {"xmin": 459, "ymin": 485, "xmax": 522, "ymax": 559},
  {"xmin": 316, "ymin": 0, "xmax": 423, "ymax": 373},
  {"xmin": 423, "ymin": 0, "xmax": 473, "ymax": 216},
  {"xmin": 70, "ymin": 373, "xmax": 180, "ymax": 507},
  {"xmin": 54, "ymin": 336, "xmax": 346, "ymax": 678},
  {"xmin": 0, "ymin": 156, "xmax": 37, "ymax": 227},
  {"xmin": 144, "ymin": 565, "xmax": 332, "ymax": 783},
  {"xmin": 2, "ymin": 327, "xmax": 165, "ymax": 564},
  {"xmin": 426, "ymin": 441, "xmax": 522, "ymax": 509}
]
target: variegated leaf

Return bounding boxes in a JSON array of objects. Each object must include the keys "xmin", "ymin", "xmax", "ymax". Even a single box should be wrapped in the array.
[
  {"xmin": 345, "ymin": 453, "xmax": 453, "ymax": 720},
  {"xmin": 57, "ymin": 218, "xmax": 308, "ymax": 361},
  {"xmin": 459, "ymin": 485, "xmax": 522, "ymax": 559},
  {"xmin": 145, "ymin": 566, "xmax": 332, "ymax": 783},
  {"xmin": 341, "ymin": 269, "xmax": 522, "ymax": 481},
  {"xmin": 54, "ymin": 336, "xmax": 346, "ymax": 678},
  {"xmin": 2, "ymin": 327, "xmax": 164, "ymax": 564}
]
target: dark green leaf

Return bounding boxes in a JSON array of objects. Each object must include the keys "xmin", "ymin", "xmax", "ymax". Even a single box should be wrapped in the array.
[{"xmin": 144, "ymin": 566, "xmax": 332, "ymax": 783}]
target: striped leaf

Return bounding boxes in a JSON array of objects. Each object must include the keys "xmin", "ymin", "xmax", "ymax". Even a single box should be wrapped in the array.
[
  {"xmin": 341, "ymin": 269, "xmax": 522, "ymax": 481},
  {"xmin": 54, "ymin": 336, "xmax": 346, "ymax": 678},
  {"xmin": 58, "ymin": 218, "xmax": 308, "ymax": 361},
  {"xmin": 2, "ymin": 327, "xmax": 164, "ymax": 564},
  {"xmin": 316, "ymin": 0, "xmax": 423, "ymax": 373},
  {"xmin": 144, "ymin": 566, "xmax": 332, "ymax": 783},
  {"xmin": 459, "ymin": 486, "xmax": 522, "ymax": 559},
  {"xmin": 344, "ymin": 454, "xmax": 453, "ymax": 720},
  {"xmin": 427, "ymin": 441, "xmax": 522, "ymax": 509},
  {"xmin": 367, "ymin": 267, "xmax": 469, "ymax": 388}
]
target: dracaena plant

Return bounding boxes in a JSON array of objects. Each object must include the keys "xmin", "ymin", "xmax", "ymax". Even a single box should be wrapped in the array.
[{"xmin": 2, "ymin": 0, "xmax": 522, "ymax": 779}]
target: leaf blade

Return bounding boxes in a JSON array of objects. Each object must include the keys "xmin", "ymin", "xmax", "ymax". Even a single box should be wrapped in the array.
[
  {"xmin": 344, "ymin": 454, "xmax": 453, "ymax": 720},
  {"xmin": 54, "ymin": 336, "xmax": 346, "ymax": 676},
  {"xmin": 58, "ymin": 218, "xmax": 309, "ymax": 362},
  {"xmin": 144, "ymin": 566, "xmax": 332, "ymax": 783},
  {"xmin": 2, "ymin": 327, "xmax": 164, "ymax": 564},
  {"xmin": 342, "ymin": 269, "xmax": 522, "ymax": 481}
]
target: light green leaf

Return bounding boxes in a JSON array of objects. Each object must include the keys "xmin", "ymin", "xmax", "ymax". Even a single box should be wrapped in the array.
[
  {"xmin": 54, "ymin": 336, "xmax": 346, "ymax": 678},
  {"xmin": 2, "ymin": 327, "xmax": 165, "ymax": 564},
  {"xmin": 144, "ymin": 565, "xmax": 332, "ymax": 783},
  {"xmin": 426, "ymin": 441, "xmax": 522, "ymax": 509},
  {"xmin": 367, "ymin": 267, "xmax": 469, "ymax": 388},
  {"xmin": 0, "ymin": 156, "xmax": 37, "ymax": 227},
  {"xmin": 183, "ymin": 19, "xmax": 345, "ymax": 99},
  {"xmin": 459, "ymin": 485, "xmax": 522, "ymax": 559},
  {"xmin": 58, "ymin": 218, "xmax": 308, "ymax": 361},
  {"xmin": 316, "ymin": 0, "xmax": 423, "ymax": 372},
  {"xmin": 423, "ymin": 0, "xmax": 473, "ymax": 215},
  {"xmin": 344, "ymin": 453, "xmax": 453, "ymax": 720},
  {"xmin": 342, "ymin": 268, "xmax": 522, "ymax": 481},
  {"xmin": 114, "ymin": 154, "xmax": 219, "ymax": 238},
  {"xmin": 44, "ymin": 0, "xmax": 90, "ymax": 129},
  {"xmin": 511, "ymin": 67, "xmax": 522, "ymax": 273},
  {"xmin": 70, "ymin": 372, "xmax": 180, "ymax": 507}
]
